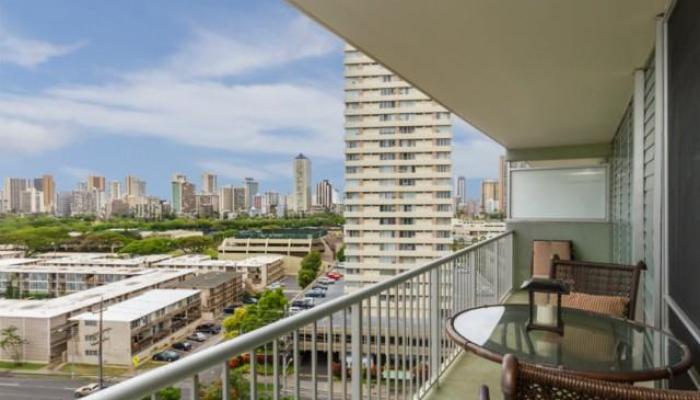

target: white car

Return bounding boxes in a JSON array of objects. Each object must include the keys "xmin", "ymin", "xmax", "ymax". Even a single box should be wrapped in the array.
[
  {"xmin": 288, "ymin": 306, "xmax": 304, "ymax": 315},
  {"xmin": 75, "ymin": 383, "xmax": 101, "ymax": 398}
]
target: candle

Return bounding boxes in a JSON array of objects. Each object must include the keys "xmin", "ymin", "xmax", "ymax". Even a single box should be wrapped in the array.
[{"xmin": 536, "ymin": 304, "xmax": 556, "ymax": 326}]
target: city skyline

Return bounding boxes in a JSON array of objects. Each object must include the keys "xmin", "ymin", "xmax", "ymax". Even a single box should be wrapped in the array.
[{"xmin": 0, "ymin": 0, "xmax": 503, "ymax": 199}]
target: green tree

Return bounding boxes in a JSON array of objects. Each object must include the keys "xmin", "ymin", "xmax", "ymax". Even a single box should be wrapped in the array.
[
  {"xmin": 297, "ymin": 269, "xmax": 315, "ymax": 289},
  {"xmin": 301, "ymin": 251, "xmax": 322, "ymax": 272},
  {"xmin": 223, "ymin": 289, "xmax": 287, "ymax": 339},
  {"xmin": 0, "ymin": 326, "xmax": 28, "ymax": 365},
  {"xmin": 118, "ymin": 237, "xmax": 177, "ymax": 255},
  {"xmin": 297, "ymin": 251, "xmax": 322, "ymax": 288},
  {"xmin": 175, "ymin": 236, "xmax": 214, "ymax": 254},
  {"xmin": 336, "ymin": 245, "xmax": 346, "ymax": 262}
]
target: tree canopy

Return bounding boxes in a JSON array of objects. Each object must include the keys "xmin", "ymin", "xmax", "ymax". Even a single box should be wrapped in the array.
[{"xmin": 223, "ymin": 289, "xmax": 287, "ymax": 339}]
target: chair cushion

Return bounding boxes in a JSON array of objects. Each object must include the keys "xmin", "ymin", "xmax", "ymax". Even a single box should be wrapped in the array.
[
  {"xmin": 532, "ymin": 241, "xmax": 571, "ymax": 278},
  {"xmin": 561, "ymin": 292, "xmax": 629, "ymax": 317}
]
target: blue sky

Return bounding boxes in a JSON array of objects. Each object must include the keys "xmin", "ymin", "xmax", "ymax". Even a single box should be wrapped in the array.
[{"xmin": 0, "ymin": 0, "xmax": 502, "ymax": 200}]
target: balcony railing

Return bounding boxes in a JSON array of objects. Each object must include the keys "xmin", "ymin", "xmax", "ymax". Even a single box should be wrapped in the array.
[{"xmin": 86, "ymin": 231, "xmax": 513, "ymax": 400}]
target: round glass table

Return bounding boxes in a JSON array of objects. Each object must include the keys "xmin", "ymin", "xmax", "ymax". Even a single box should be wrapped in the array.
[{"xmin": 446, "ymin": 304, "xmax": 692, "ymax": 382}]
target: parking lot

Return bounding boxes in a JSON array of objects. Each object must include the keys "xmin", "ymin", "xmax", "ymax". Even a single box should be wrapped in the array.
[
  {"xmin": 288, "ymin": 270, "xmax": 345, "ymax": 315},
  {"xmin": 152, "ymin": 323, "xmax": 223, "ymax": 363}
]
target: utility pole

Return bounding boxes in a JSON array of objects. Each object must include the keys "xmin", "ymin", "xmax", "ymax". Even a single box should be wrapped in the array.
[{"xmin": 90, "ymin": 297, "xmax": 111, "ymax": 389}]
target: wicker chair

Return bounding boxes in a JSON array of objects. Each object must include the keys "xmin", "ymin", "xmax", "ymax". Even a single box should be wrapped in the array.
[
  {"xmin": 549, "ymin": 256, "xmax": 646, "ymax": 319},
  {"xmin": 480, "ymin": 354, "xmax": 700, "ymax": 400}
]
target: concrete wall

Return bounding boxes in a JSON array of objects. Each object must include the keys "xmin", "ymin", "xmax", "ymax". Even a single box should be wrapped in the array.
[{"xmin": 507, "ymin": 221, "xmax": 612, "ymax": 286}]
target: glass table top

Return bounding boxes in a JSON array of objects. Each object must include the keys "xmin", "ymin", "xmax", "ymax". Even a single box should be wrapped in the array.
[{"xmin": 449, "ymin": 304, "xmax": 691, "ymax": 381}]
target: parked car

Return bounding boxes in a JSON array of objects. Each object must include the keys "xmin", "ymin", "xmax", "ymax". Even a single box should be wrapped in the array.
[
  {"xmin": 187, "ymin": 332, "xmax": 207, "ymax": 342},
  {"xmin": 292, "ymin": 298, "xmax": 315, "ymax": 309},
  {"xmin": 153, "ymin": 350, "xmax": 181, "ymax": 362},
  {"xmin": 312, "ymin": 285, "xmax": 328, "ymax": 291},
  {"xmin": 318, "ymin": 277, "xmax": 335, "ymax": 285},
  {"xmin": 242, "ymin": 295, "xmax": 258, "ymax": 305},
  {"xmin": 268, "ymin": 281, "xmax": 285, "ymax": 289},
  {"xmin": 223, "ymin": 305, "xmax": 237, "ymax": 314},
  {"xmin": 74, "ymin": 383, "xmax": 101, "ymax": 398},
  {"xmin": 288, "ymin": 306, "xmax": 304, "ymax": 315},
  {"xmin": 305, "ymin": 289, "xmax": 326, "ymax": 298},
  {"xmin": 326, "ymin": 272, "xmax": 343, "ymax": 280},
  {"xmin": 196, "ymin": 323, "xmax": 221, "ymax": 334},
  {"xmin": 172, "ymin": 341, "xmax": 193, "ymax": 352}
]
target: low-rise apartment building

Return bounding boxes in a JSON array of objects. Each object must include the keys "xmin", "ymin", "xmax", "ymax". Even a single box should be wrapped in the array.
[
  {"xmin": 155, "ymin": 255, "xmax": 284, "ymax": 292},
  {"xmin": 0, "ymin": 250, "xmax": 25, "ymax": 259},
  {"xmin": 0, "ymin": 265, "xmax": 153, "ymax": 298},
  {"xmin": 69, "ymin": 289, "xmax": 201, "ymax": 366},
  {"xmin": 172, "ymin": 272, "xmax": 243, "ymax": 318},
  {"xmin": 0, "ymin": 269, "xmax": 194, "ymax": 364},
  {"xmin": 452, "ymin": 220, "xmax": 507, "ymax": 244}
]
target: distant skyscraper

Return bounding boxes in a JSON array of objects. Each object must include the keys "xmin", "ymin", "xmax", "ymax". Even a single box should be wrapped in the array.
[
  {"xmin": 202, "ymin": 172, "xmax": 217, "ymax": 194},
  {"xmin": 481, "ymin": 179, "xmax": 498, "ymax": 214},
  {"xmin": 171, "ymin": 174, "xmax": 196, "ymax": 216},
  {"xmin": 87, "ymin": 175, "xmax": 106, "ymax": 192},
  {"xmin": 41, "ymin": 175, "xmax": 55, "ymax": 213},
  {"xmin": 456, "ymin": 176, "xmax": 467, "ymax": 204},
  {"xmin": 498, "ymin": 155, "xmax": 506, "ymax": 216},
  {"xmin": 56, "ymin": 192, "xmax": 72, "ymax": 217},
  {"xmin": 125, "ymin": 175, "xmax": 146, "ymax": 198},
  {"xmin": 293, "ymin": 154, "xmax": 311, "ymax": 213},
  {"xmin": 219, "ymin": 186, "xmax": 234, "ymax": 215},
  {"xmin": 109, "ymin": 180, "xmax": 122, "ymax": 201},
  {"xmin": 233, "ymin": 187, "xmax": 246, "ymax": 212},
  {"xmin": 343, "ymin": 45, "xmax": 453, "ymax": 289},
  {"xmin": 315, "ymin": 179, "xmax": 333, "ymax": 210},
  {"xmin": 253, "ymin": 193, "xmax": 263, "ymax": 211},
  {"xmin": 243, "ymin": 177, "xmax": 259, "ymax": 211},
  {"xmin": 3, "ymin": 178, "xmax": 29, "ymax": 213}
]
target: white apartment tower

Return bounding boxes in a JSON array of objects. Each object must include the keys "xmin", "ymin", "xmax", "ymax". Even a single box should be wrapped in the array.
[
  {"xmin": 293, "ymin": 154, "xmax": 311, "ymax": 213},
  {"xmin": 343, "ymin": 45, "xmax": 453, "ymax": 290}
]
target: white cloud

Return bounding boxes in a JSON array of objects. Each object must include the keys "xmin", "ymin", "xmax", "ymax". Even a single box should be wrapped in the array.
[
  {"xmin": 197, "ymin": 160, "xmax": 292, "ymax": 181},
  {"xmin": 0, "ymin": 17, "xmax": 344, "ymax": 157},
  {"xmin": 0, "ymin": 29, "xmax": 84, "ymax": 67},
  {"xmin": 0, "ymin": 116, "xmax": 71, "ymax": 154},
  {"xmin": 162, "ymin": 18, "xmax": 338, "ymax": 79}
]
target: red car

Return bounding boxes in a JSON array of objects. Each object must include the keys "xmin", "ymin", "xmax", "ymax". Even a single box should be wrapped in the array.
[{"xmin": 326, "ymin": 272, "xmax": 343, "ymax": 280}]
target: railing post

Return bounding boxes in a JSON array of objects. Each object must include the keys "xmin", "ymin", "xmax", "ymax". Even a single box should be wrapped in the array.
[
  {"xmin": 495, "ymin": 238, "xmax": 500, "ymax": 301},
  {"xmin": 222, "ymin": 359, "xmax": 231, "ymax": 400},
  {"xmin": 191, "ymin": 374, "xmax": 200, "ymax": 400},
  {"xmin": 429, "ymin": 267, "xmax": 440, "ymax": 386},
  {"xmin": 250, "ymin": 350, "xmax": 257, "ymax": 400},
  {"xmin": 351, "ymin": 303, "xmax": 363, "ymax": 400},
  {"xmin": 273, "ymin": 340, "xmax": 280, "ymax": 400}
]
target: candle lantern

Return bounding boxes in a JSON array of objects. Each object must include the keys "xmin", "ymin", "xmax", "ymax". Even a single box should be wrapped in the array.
[{"xmin": 520, "ymin": 277, "xmax": 570, "ymax": 335}]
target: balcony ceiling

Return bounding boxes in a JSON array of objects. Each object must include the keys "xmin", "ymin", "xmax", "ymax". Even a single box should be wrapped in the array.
[{"xmin": 288, "ymin": 0, "xmax": 669, "ymax": 149}]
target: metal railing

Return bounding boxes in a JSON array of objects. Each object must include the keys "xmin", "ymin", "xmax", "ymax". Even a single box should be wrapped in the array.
[{"xmin": 87, "ymin": 231, "xmax": 513, "ymax": 400}]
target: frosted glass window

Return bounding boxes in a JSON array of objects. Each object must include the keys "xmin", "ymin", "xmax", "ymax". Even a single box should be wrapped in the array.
[{"xmin": 510, "ymin": 167, "xmax": 607, "ymax": 220}]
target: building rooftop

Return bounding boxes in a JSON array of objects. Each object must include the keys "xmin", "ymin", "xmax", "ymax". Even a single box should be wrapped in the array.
[
  {"xmin": 39, "ymin": 253, "xmax": 174, "ymax": 266},
  {"xmin": 233, "ymin": 228, "xmax": 326, "ymax": 239},
  {"xmin": 0, "ymin": 269, "xmax": 194, "ymax": 318},
  {"xmin": 71, "ymin": 289, "xmax": 200, "ymax": 322},
  {"xmin": 0, "ymin": 264, "xmax": 152, "ymax": 275},
  {"xmin": 156, "ymin": 254, "xmax": 282, "ymax": 268},
  {"xmin": 175, "ymin": 272, "xmax": 241, "ymax": 289},
  {"xmin": 0, "ymin": 258, "xmax": 41, "ymax": 267}
]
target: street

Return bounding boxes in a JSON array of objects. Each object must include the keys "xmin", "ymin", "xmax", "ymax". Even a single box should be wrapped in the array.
[{"xmin": 0, "ymin": 376, "xmax": 92, "ymax": 400}]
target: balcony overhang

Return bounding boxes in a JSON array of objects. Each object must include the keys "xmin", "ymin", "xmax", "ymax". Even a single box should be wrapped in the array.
[{"xmin": 288, "ymin": 0, "xmax": 668, "ymax": 148}]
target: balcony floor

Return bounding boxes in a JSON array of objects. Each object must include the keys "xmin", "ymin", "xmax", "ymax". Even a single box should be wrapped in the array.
[{"xmin": 425, "ymin": 291, "xmax": 529, "ymax": 400}]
